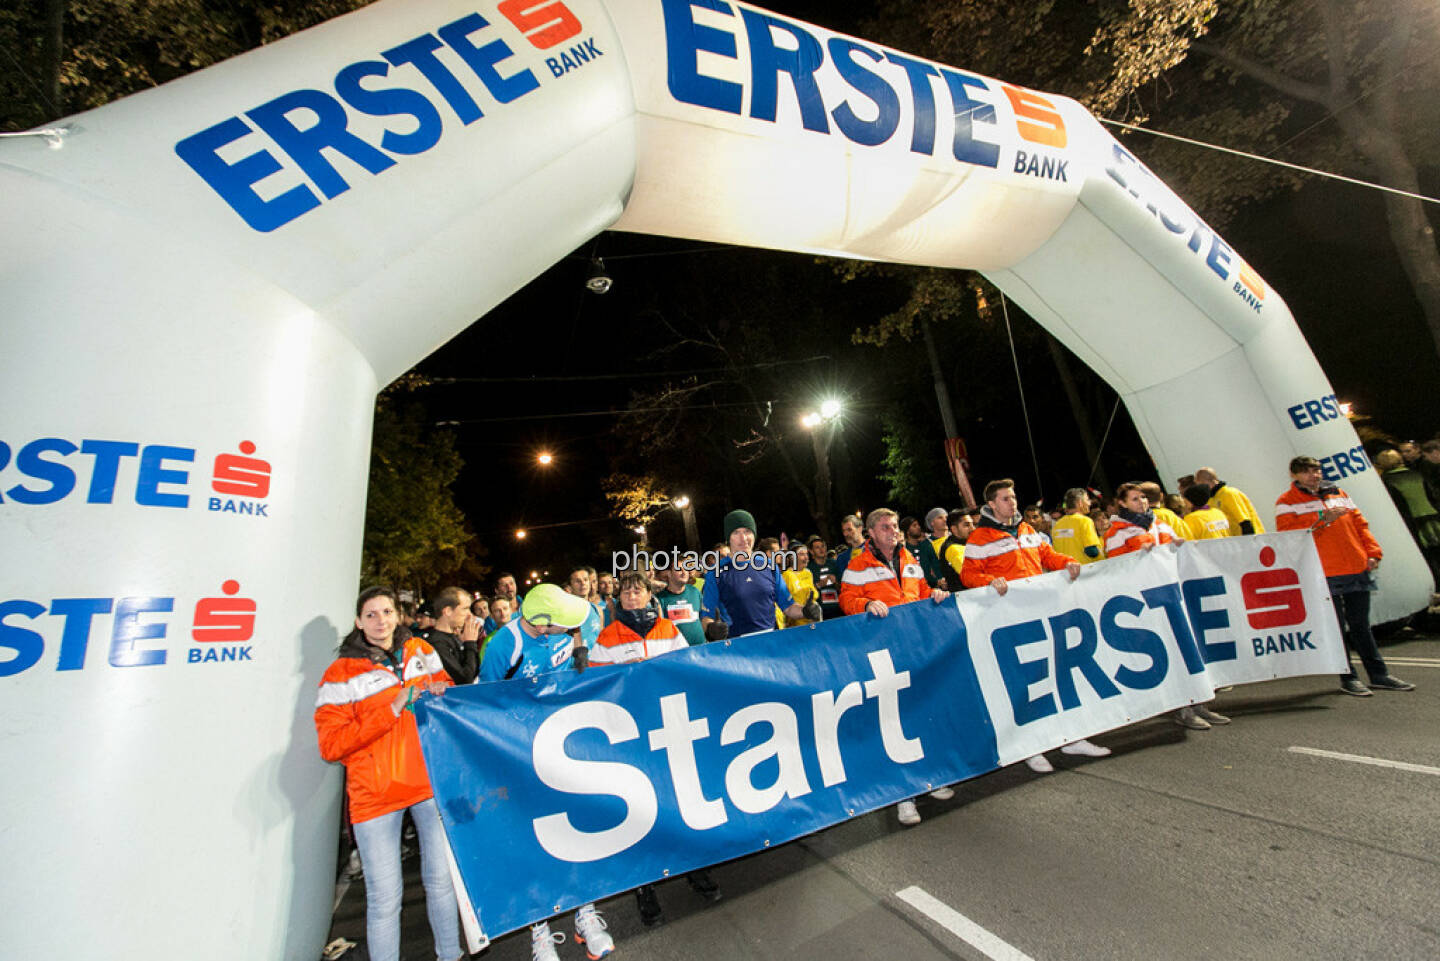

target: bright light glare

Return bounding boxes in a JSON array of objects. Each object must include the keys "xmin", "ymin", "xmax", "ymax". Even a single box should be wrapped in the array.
[
  {"xmin": 819, "ymin": 398, "xmax": 842, "ymax": 419},
  {"xmin": 634, "ymin": 525, "xmax": 646, "ymax": 535},
  {"xmin": 800, "ymin": 412, "xmax": 821, "ymax": 429},
  {"xmin": 537, "ymin": 451, "xmax": 554, "ymax": 466},
  {"xmin": 1339, "ymin": 402, "xmax": 1354, "ymax": 416},
  {"xmin": 673, "ymin": 495, "xmax": 690, "ymax": 509},
  {"xmin": 515, "ymin": 529, "xmax": 527, "ymax": 539}
]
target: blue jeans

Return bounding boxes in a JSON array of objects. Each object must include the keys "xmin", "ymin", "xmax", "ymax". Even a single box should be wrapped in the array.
[{"xmin": 352, "ymin": 798, "xmax": 462, "ymax": 961}]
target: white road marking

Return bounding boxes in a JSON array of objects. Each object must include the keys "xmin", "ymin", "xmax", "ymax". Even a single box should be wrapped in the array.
[
  {"xmin": 1373, "ymin": 657, "xmax": 1439, "ymax": 667},
  {"xmin": 896, "ymin": 886, "xmax": 1038, "ymax": 961},
  {"xmin": 1288, "ymin": 746, "xmax": 1440, "ymax": 777}
]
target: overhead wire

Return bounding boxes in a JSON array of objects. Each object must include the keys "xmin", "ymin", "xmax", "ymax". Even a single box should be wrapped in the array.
[
  {"xmin": 999, "ymin": 294, "xmax": 1046, "ymax": 503},
  {"xmin": 1099, "ymin": 118, "xmax": 1440, "ymax": 206}
]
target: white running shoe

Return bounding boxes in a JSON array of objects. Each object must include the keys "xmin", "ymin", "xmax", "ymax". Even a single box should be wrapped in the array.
[
  {"xmin": 928, "ymin": 786, "xmax": 955, "ymax": 800},
  {"xmin": 532, "ymin": 922, "xmax": 565, "ymax": 961},
  {"xmin": 1060, "ymin": 738, "xmax": 1112, "ymax": 757},
  {"xmin": 574, "ymin": 903, "xmax": 615, "ymax": 959},
  {"xmin": 1024, "ymin": 754, "xmax": 1054, "ymax": 773},
  {"xmin": 896, "ymin": 799, "xmax": 921, "ymax": 826}
]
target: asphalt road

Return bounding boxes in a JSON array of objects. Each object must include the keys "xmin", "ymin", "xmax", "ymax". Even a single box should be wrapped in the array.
[{"xmin": 328, "ymin": 635, "xmax": 1440, "ymax": 961}]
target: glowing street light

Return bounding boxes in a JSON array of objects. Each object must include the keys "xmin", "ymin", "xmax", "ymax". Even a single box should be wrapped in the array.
[
  {"xmin": 799, "ymin": 396, "xmax": 844, "ymax": 544},
  {"xmin": 536, "ymin": 450, "xmax": 554, "ymax": 466},
  {"xmin": 800, "ymin": 398, "xmax": 843, "ymax": 430},
  {"xmin": 515, "ymin": 529, "xmax": 527, "ymax": 540},
  {"xmin": 672, "ymin": 495, "xmax": 690, "ymax": 509}
]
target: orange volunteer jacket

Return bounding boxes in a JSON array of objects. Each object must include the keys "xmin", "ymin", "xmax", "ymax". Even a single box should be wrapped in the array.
[
  {"xmin": 590, "ymin": 613, "xmax": 686, "ymax": 665},
  {"xmin": 314, "ymin": 633, "xmax": 451, "ymax": 824},
  {"xmin": 960, "ymin": 515, "xmax": 1071, "ymax": 587},
  {"xmin": 1274, "ymin": 483, "xmax": 1380, "ymax": 577},
  {"xmin": 839, "ymin": 541, "xmax": 931, "ymax": 614},
  {"xmin": 1103, "ymin": 514, "xmax": 1179, "ymax": 557}
]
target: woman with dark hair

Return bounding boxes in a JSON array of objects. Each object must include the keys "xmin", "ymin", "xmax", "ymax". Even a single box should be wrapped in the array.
[{"xmin": 314, "ymin": 586, "xmax": 462, "ymax": 961}]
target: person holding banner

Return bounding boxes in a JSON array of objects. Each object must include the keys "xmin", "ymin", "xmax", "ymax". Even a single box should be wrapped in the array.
[
  {"xmin": 1106, "ymin": 484, "xmax": 1234, "ymax": 729},
  {"xmin": 1103, "ymin": 482, "xmax": 1183, "ymax": 557},
  {"xmin": 840, "ymin": 507, "xmax": 953, "ymax": 825},
  {"xmin": 314, "ymin": 586, "xmax": 463, "ymax": 961},
  {"xmin": 476, "ymin": 583, "xmax": 619, "ymax": 960},
  {"xmin": 1275, "ymin": 457, "xmax": 1415, "ymax": 696},
  {"xmin": 591, "ymin": 571, "xmax": 724, "ymax": 926},
  {"xmin": 962, "ymin": 480, "xmax": 1109, "ymax": 773}
]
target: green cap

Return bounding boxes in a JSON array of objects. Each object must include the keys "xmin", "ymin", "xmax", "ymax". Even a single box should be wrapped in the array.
[
  {"xmin": 723, "ymin": 509, "xmax": 757, "ymax": 540},
  {"xmin": 521, "ymin": 583, "xmax": 591, "ymax": 630}
]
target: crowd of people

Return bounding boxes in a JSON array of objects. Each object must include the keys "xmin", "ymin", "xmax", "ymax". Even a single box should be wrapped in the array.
[{"xmin": 315, "ymin": 441, "xmax": 1437, "ymax": 961}]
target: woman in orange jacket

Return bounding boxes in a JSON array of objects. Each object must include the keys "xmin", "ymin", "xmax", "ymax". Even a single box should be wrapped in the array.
[{"xmin": 314, "ymin": 586, "xmax": 461, "ymax": 961}]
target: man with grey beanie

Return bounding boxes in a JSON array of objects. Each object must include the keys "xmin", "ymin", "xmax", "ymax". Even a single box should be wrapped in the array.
[{"xmin": 700, "ymin": 508, "xmax": 817, "ymax": 639}]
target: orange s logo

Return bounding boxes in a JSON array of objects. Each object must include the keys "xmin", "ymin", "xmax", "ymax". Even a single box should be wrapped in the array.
[
  {"xmin": 498, "ymin": 0, "xmax": 583, "ymax": 50},
  {"xmin": 1001, "ymin": 85, "xmax": 1067, "ymax": 148}
]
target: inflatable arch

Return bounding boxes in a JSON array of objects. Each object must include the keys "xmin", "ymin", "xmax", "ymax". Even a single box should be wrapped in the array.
[{"xmin": 1, "ymin": 1, "xmax": 1430, "ymax": 958}]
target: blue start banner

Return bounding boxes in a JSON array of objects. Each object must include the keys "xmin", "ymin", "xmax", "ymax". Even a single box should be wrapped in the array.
[{"xmin": 416, "ymin": 533, "xmax": 1344, "ymax": 937}]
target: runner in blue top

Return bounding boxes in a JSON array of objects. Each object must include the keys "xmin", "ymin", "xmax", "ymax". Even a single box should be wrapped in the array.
[
  {"xmin": 475, "ymin": 583, "xmax": 618, "ymax": 960},
  {"xmin": 700, "ymin": 509, "xmax": 818, "ymax": 639}
]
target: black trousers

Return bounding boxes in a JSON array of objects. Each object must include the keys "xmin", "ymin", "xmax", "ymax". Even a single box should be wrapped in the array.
[{"xmin": 1331, "ymin": 589, "xmax": 1387, "ymax": 681}]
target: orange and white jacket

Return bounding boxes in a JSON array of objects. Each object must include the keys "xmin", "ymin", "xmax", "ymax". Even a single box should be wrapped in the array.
[
  {"xmin": 590, "ymin": 614, "xmax": 686, "ymax": 665},
  {"xmin": 960, "ymin": 514, "xmax": 1071, "ymax": 587},
  {"xmin": 1103, "ymin": 513, "xmax": 1180, "ymax": 557},
  {"xmin": 1274, "ymin": 482, "xmax": 1380, "ymax": 577},
  {"xmin": 839, "ymin": 541, "xmax": 931, "ymax": 614},
  {"xmin": 314, "ymin": 633, "xmax": 451, "ymax": 824}
]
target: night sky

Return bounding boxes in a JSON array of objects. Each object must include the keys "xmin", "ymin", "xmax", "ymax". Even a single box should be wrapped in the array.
[{"xmin": 407, "ymin": 0, "xmax": 1440, "ymax": 584}]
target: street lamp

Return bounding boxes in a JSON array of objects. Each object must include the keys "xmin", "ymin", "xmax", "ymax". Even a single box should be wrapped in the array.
[
  {"xmin": 536, "ymin": 450, "xmax": 554, "ymax": 466},
  {"xmin": 515, "ymin": 529, "xmax": 527, "ymax": 540},
  {"xmin": 800, "ymin": 398, "xmax": 844, "ymax": 542},
  {"xmin": 670, "ymin": 494, "xmax": 700, "ymax": 552}
]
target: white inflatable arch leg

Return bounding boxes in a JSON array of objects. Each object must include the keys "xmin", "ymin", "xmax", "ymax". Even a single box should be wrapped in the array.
[{"xmin": 0, "ymin": 2, "xmax": 1428, "ymax": 960}]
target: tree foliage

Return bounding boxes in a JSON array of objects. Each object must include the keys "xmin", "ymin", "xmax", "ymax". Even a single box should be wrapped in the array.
[
  {"xmin": 601, "ymin": 472, "xmax": 673, "ymax": 525},
  {"xmin": 360, "ymin": 382, "xmax": 479, "ymax": 594},
  {"xmin": 1140, "ymin": 0, "xmax": 1440, "ymax": 363},
  {"xmin": 1, "ymin": 0, "xmax": 375, "ymax": 129}
]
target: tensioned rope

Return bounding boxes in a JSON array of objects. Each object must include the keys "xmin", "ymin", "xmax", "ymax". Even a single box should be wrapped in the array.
[{"xmin": 1099, "ymin": 118, "xmax": 1440, "ymax": 206}]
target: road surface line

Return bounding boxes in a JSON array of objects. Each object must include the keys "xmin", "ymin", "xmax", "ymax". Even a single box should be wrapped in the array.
[
  {"xmin": 896, "ymin": 886, "xmax": 1037, "ymax": 961},
  {"xmin": 1288, "ymin": 746, "xmax": 1440, "ymax": 776},
  {"xmin": 1372, "ymin": 657, "xmax": 1439, "ymax": 667}
]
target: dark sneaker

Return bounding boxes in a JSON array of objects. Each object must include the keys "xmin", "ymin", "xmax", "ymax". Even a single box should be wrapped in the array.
[
  {"xmin": 1368, "ymin": 675, "xmax": 1415, "ymax": 692},
  {"xmin": 687, "ymin": 870, "xmax": 722, "ymax": 903},
  {"xmin": 1339, "ymin": 676, "xmax": 1373, "ymax": 696},
  {"xmin": 634, "ymin": 885, "xmax": 664, "ymax": 928}
]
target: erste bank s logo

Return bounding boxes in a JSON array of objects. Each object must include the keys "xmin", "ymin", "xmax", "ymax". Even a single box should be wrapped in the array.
[
  {"xmin": 1, "ymin": 580, "xmax": 259, "ymax": 677},
  {"xmin": 175, "ymin": 2, "xmax": 603, "ymax": 232},
  {"xmin": 0, "ymin": 436, "xmax": 273, "ymax": 520},
  {"xmin": 1239, "ymin": 545, "xmax": 1316, "ymax": 658},
  {"xmin": 1240, "ymin": 545, "xmax": 1306, "ymax": 629}
]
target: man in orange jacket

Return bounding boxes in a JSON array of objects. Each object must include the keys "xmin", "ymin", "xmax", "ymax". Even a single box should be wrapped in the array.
[
  {"xmin": 1275, "ymin": 456, "xmax": 1414, "ymax": 695},
  {"xmin": 962, "ymin": 479, "xmax": 1108, "ymax": 773},
  {"xmin": 839, "ymin": 507, "xmax": 953, "ymax": 826}
]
